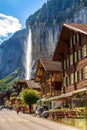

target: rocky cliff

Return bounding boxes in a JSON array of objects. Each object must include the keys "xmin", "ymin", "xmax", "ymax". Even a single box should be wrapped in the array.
[
  {"xmin": 1, "ymin": 0, "xmax": 87, "ymax": 80},
  {"xmin": 0, "ymin": 29, "xmax": 27, "ymax": 79},
  {"xmin": 30, "ymin": 25, "xmax": 60, "ymax": 78}
]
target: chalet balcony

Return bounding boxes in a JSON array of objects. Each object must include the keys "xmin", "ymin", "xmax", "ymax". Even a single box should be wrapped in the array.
[
  {"xmin": 76, "ymin": 57, "xmax": 87, "ymax": 71},
  {"xmin": 76, "ymin": 79, "xmax": 87, "ymax": 90},
  {"xmin": 65, "ymin": 85, "xmax": 74, "ymax": 93},
  {"xmin": 42, "ymin": 94, "xmax": 46, "ymax": 98},
  {"xmin": 52, "ymin": 90, "xmax": 61, "ymax": 96},
  {"xmin": 41, "ymin": 91, "xmax": 51, "ymax": 98},
  {"xmin": 41, "ymin": 90, "xmax": 61, "ymax": 98},
  {"xmin": 47, "ymin": 92, "xmax": 51, "ymax": 97}
]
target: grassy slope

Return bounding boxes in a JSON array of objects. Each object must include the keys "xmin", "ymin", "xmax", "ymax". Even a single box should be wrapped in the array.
[{"xmin": 0, "ymin": 68, "xmax": 19, "ymax": 93}]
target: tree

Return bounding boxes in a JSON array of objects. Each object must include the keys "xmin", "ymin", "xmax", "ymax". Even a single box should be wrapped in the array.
[{"xmin": 20, "ymin": 89, "xmax": 39, "ymax": 113}]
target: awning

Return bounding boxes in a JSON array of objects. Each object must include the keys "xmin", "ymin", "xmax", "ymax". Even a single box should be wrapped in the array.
[
  {"xmin": 73, "ymin": 88, "xmax": 87, "ymax": 95},
  {"xmin": 39, "ymin": 88, "xmax": 87, "ymax": 102}
]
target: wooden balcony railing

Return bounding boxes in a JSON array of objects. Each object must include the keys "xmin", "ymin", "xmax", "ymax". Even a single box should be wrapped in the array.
[
  {"xmin": 52, "ymin": 90, "xmax": 61, "ymax": 96},
  {"xmin": 77, "ymin": 79, "xmax": 87, "ymax": 90},
  {"xmin": 65, "ymin": 85, "xmax": 74, "ymax": 93}
]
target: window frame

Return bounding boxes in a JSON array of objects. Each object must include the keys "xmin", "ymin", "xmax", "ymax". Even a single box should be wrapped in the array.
[
  {"xmin": 70, "ymin": 73, "xmax": 74, "ymax": 85},
  {"xmin": 70, "ymin": 54, "xmax": 73, "ymax": 65},
  {"xmin": 83, "ymin": 66, "xmax": 87, "ymax": 79},
  {"xmin": 82, "ymin": 44, "xmax": 87, "ymax": 58},
  {"xmin": 74, "ymin": 51, "xmax": 77, "ymax": 63}
]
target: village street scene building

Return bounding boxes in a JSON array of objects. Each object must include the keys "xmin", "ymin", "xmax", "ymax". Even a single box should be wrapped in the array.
[
  {"xmin": 34, "ymin": 23, "xmax": 87, "ymax": 129},
  {"xmin": 35, "ymin": 57, "xmax": 62, "ymax": 108},
  {"xmin": 53, "ymin": 23, "xmax": 87, "ymax": 108},
  {"xmin": 35, "ymin": 23, "xmax": 87, "ymax": 109}
]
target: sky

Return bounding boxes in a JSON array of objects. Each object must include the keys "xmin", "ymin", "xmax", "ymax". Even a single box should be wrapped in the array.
[{"xmin": 0, "ymin": 0, "xmax": 47, "ymax": 43}]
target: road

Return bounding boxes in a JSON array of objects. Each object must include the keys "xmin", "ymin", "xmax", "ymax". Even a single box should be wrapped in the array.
[{"xmin": 0, "ymin": 109, "xmax": 80, "ymax": 130}]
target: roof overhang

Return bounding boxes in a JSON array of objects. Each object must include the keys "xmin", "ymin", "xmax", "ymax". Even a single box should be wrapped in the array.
[
  {"xmin": 35, "ymin": 58, "xmax": 62, "ymax": 82},
  {"xmin": 53, "ymin": 23, "xmax": 87, "ymax": 61},
  {"xmin": 40, "ymin": 88, "xmax": 87, "ymax": 101}
]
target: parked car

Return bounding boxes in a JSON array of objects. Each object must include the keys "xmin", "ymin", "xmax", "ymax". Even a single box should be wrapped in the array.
[
  {"xmin": 40, "ymin": 110, "xmax": 49, "ymax": 118},
  {"xmin": 35, "ymin": 106, "xmax": 48, "ymax": 117}
]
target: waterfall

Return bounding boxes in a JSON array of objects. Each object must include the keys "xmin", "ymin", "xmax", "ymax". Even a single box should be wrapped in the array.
[{"xmin": 25, "ymin": 28, "xmax": 32, "ymax": 80}]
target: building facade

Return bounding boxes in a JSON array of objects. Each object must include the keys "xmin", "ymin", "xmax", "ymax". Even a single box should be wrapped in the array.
[
  {"xmin": 35, "ymin": 23, "xmax": 87, "ymax": 109},
  {"xmin": 35, "ymin": 57, "xmax": 62, "ymax": 108},
  {"xmin": 53, "ymin": 23, "xmax": 87, "ymax": 108}
]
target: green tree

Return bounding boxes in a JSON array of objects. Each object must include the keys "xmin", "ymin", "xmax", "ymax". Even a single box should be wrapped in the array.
[{"xmin": 20, "ymin": 89, "xmax": 39, "ymax": 113}]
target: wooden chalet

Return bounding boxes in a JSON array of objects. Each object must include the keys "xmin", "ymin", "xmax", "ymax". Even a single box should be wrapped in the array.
[
  {"xmin": 12, "ymin": 80, "xmax": 41, "ymax": 113},
  {"xmin": 35, "ymin": 57, "xmax": 62, "ymax": 107},
  {"xmin": 14, "ymin": 79, "xmax": 40, "ymax": 91},
  {"xmin": 53, "ymin": 23, "xmax": 87, "ymax": 108}
]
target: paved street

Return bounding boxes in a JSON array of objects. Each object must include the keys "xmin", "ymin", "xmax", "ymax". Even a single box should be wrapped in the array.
[{"xmin": 0, "ymin": 109, "xmax": 80, "ymax": 130}]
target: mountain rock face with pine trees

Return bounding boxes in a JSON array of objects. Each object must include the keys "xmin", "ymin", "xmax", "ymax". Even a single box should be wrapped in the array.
[
  {"xmin": 0, "ymin": 29, "xmax": 27, "ymax": 79},
  {"xmin": 0, "ymin": 0, "xmax": 87, "ymax": 80}
]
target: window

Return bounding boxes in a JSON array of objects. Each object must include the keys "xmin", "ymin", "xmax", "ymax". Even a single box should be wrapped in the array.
[
  {"xmin": 75, "ymin": 71, "xmax": 78, "ymax": 83},
  {"xmin": 67, "ymin": 76, "xmax": 70, "ymax": 86},
  {"xmin": 70, "ymin": 37, "xmax": 72, "ymax": 48},
  {"xmin": 73, "ymin": 35, "xmax": 76, "ymax": 44},
  {"xmin": 63, "ymin": 77, "xmax": 66, "ymax": 87},
  {"xmin": 74, "ymin": 52, "xmax": 77, "ymax": 63},
  {"xmin": 67, "ymin": 58, "xmax": 69, "ymax": 67},
  {"xmin": 79, "ymin": 70, "xmax": 82, "ymax": 81},
  {"xmin": 78, "ymin": 50, "xmax": 81, "ymax": 61},
  {"xmin": 83, "ymin": 66, "xmax": 87, "ymax": 79},
  {"xmin": 70, "ymin": 73, "xmax": 74, "ymax": 84},
  {"xmin": 70, "ymin": 54, "xmax": 73, "ymax": 65},
  {"xmin": 77, "ymin": 34, "xmax": 79, "ymax": 42},
  {"xmin": 42, "ymin": 88, "xmax": 45, "ymax": 95},
  {"xmin": 64, "ymin": 60, "xmax": 66, "ymax": 70},
  {"xmin": 82, "ymin": 44, "xmax": 87, "ymax": 58},
  {"xmin": 46, "ymin": 85, "xmax": 50, "ymax": 93}
]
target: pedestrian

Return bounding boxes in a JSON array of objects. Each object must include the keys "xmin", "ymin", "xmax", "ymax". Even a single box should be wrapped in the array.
[{"xmin": 16, "ymin": 107, "xmax": 19, "ymax": 114}]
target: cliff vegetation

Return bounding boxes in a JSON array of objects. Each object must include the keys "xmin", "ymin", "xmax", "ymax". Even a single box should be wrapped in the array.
[
  {"xmin": 0, "ymin": 68, "xmax": 19, "ymax": 93},
  {"xmin": 26, "ymin": 0, "xmax": 87, "ymax": 27}
]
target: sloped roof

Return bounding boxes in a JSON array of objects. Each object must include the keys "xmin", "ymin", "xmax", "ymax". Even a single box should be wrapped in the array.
[
  {"xmin": 53, "ymin": 23, "xmax": 87, "ymax": 61},
  {"xmin": 64, "ymin": 23, "xmax": 87, "ymax": 35},
  {"xmin": 18, "ymin": 80, "xmax": 40, "ymax": 89},
  {"xmin": 34, "ymin": 57, "xmax": 62, "ymax": 82},
  {"xmin": 40, "ymin": 57, "xmax": 61, "ymax": 72},
  {"xmin": 26, "ymin": 80, "xmax": 40, "ymax": 89}
]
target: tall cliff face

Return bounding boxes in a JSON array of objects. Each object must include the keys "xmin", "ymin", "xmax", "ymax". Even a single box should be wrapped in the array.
[
  {"xmin": 0, "ymin": 29, "xmax": 27, "ymax": 79},
  {"xmin": 1, "ymin": 1, "xmax": 87, "ymax": 80},
  {"xmin": 66, "ymin": 7, "xmax": 87, "ymax": 23},
  {"xmin": 31, "ymin": 25, "xmax": 60, "ymax": 59},
  {"xmin": 29, "ymin": 25, "xmax": 60, "ymax": 78}
]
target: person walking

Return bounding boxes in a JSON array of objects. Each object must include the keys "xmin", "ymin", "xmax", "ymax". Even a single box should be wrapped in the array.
[{"xmin": 16, "ymin": 107, "xmax": 20, "ymax": 114}]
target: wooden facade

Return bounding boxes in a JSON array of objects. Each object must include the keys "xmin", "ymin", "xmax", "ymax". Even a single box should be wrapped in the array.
[
  {"xmin": 13, "ymin": 80, "xmax": 41, "ymax": 95},
  {"xmin": 53, "ymin": 23, "xmax": 87, "ymax": 107},
  {"xmin": 35, "ymin": 58, "xmax": 62, "ymax": 98},
  {"xmin": 53, "ymin": 23, "xmax": 87, "ymax": 105}
]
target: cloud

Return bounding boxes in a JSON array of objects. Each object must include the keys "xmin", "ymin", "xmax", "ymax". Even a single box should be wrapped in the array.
[
  {"xmin": 0, "ymin": 38, "xmax": 3, "ymax": 43},
  {"xmin": 0, "ymin": 13, "xmax": 22, "ymax": 37}
]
